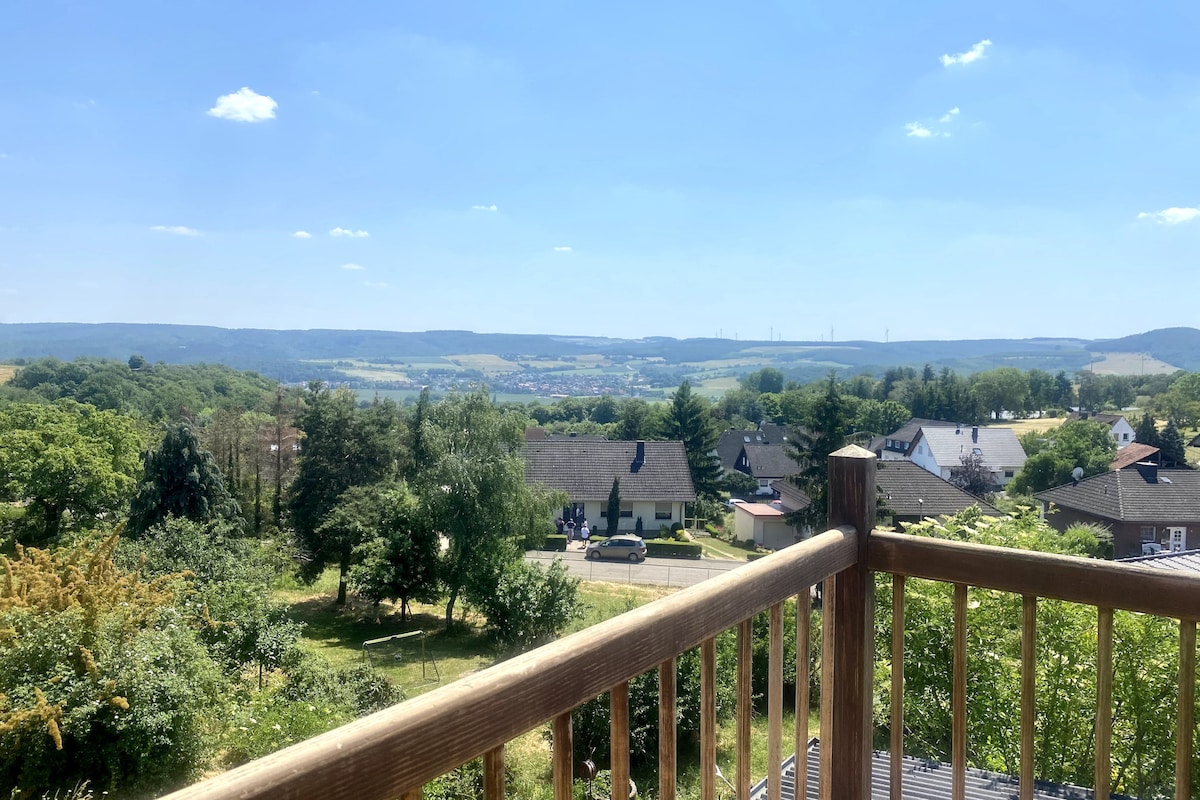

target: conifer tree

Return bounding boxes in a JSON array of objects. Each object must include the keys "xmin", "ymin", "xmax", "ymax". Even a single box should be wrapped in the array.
[
  {"xmin": 661, "ymin": 381, "xmax": 721, "ymax": 499},
  {"xmin": 1158, "ymin": 420, "xmax": 1188, "ymax": 469},
  {"xmin": 606, "ymin": 478, "xmax": 621, "ymax": 536},
  {"xmin": 126, "ymin": 423, "xmax": 242, "ymax": 538}
]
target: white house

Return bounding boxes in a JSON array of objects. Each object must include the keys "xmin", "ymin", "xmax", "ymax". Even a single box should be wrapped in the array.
[
  {"xmin": 524, "ymin": 439, "xmax": 696, "ymax": 535},
  {"xmin": 1067, "ymin": 411, "xmax": 1136, "ymax": 449},
  {"xmin": 907, "ymin": 425, "xmax": 1027, "ymax": 490}
]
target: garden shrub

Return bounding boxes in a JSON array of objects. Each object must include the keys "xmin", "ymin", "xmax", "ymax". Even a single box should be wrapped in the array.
[
  {"xmin": 0, "ymin": 536, "xmax": 226, "ymax": 798},
  {"xmin": 468, "ymin": 560, "xmax": 581, "ymax": 650},
  {"xmin": 643, "ymin": 540, "xmax": 702, "ymax": 559},
  {"xmin": 543, "ymin": 534, "xmax": 568, "ymax": 551}
]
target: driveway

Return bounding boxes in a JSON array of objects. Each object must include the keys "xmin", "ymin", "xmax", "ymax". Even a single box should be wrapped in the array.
[{"xmin": 524, "ymin": 548, "xmax": 746, "ymax": 588}]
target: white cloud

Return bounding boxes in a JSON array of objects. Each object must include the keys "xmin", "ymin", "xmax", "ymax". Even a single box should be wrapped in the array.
[
  {"xmin": 471, "ymin": 204, "xmax": 498, "ymax": 212},
  {"xmin": 292, "ymin": 230, "xmax": 312, "ymax": 239},
  {"xmin": 363, "ymin": 281, "xmax": 389, "ymax": 288},
  {"xmin": 330, "ymin": 227, "xmax": 369, "ymax": 238},
  {"xmin": 553, "ymin": 246, "xmax": 573, "ymax": 252},
  {"xmin": 905, "ymin": 122, "xmax": 935, "ymax": 138},
  {"xmin": 1137, "ymin": 207, "xmax": 1200, "ymax": 225},
  {"xmin": 941, "ymin": 39, "xmax": 992, "ymax": 67},
  {"xmin": 340, "ymin": 263, "xmax": 366, "ymax": 270},
  {"xmin": 150, "ymin": 225, "xmax": 200, "ymax": 236},
  {"xmin": 939, "ymin": 107, "xmax": 961, "ymax": 123},
  {"xmin": 207, "ymin": 87, "xmax": 278, "ymax": 122}
]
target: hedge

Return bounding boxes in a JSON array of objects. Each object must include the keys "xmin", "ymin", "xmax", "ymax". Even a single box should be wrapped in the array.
[
  {"xmin": 543, "ymin": 535, "xmax": 568, "ymax": 551},
  {"xmin": 746, "ymin": 551, "xmax": 772, "ymax": 561},
  {"xmin": 644, "ymin": 540, "xmax": 703, "ymax": 559}
]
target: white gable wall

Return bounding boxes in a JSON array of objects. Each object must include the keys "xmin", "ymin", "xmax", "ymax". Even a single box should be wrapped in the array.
[{"xmin": 1111, "ymin": 417, "xmax": 1136, "ymax": 449}]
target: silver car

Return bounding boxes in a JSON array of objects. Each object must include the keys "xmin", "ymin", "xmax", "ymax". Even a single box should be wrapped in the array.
[{"xmin": 585, "ymin": 535, "xmax": 648, "ymax": 563}]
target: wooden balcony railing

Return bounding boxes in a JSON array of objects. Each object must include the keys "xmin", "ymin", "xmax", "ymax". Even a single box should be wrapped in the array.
[{"xmin": 164, "ymin": 447, "xmax": 1200, "ymax": 800}]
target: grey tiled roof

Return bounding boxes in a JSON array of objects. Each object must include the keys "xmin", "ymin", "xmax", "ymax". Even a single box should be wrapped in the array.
[
  {"xmin": 742, "ymin": 444, "xmax": 800, "ymax": 480},
  {"xmin": 877, "ymin": 460, "xmax": 1002, "ymax": 519},
  {"xmin": 718, "ymin": 429, "xmax": 766, "ymax": 471},
  {"xmin": 523, "ymin": 440, "xmax": 696, "ymax": 502},
  {"xmin": 913, "ymin": 426, "xmax": 1027, "ymax": 471},
  {"xmin": 771, "ymin": 479, "xmax": 812, "ymax": 512},
  {"xmin": 752, "ymin": 740, "xmax": 1133, "ymax": 800},
  {"xmin": 758, "ymin": 422, "xmax": 792, "ymax": 445},
  {"xmin": 1036, "ymin": 468, "xmax": 1200, "ymax": 523},
  {"xmin": 1120, "ymin": 549, "xmax": 1200, "ymax": 574},
  {"xmin": 1066, "ymin": 411, "xmax": 1127, "ymax": 428},
  {"xmin": 886, "ymin": 417, "xmax": 958, "ymax": 445}
]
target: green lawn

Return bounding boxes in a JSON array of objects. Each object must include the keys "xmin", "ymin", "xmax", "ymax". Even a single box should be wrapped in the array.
[
  {"xmin": 697, "ymin": 536, "xmax": 752, "ymax": 561},
  {"xmin": 280, "ymin": 572, "xmax": 817, "ymax": 796},
  {"xmin": 278, "ymin": 574, "xmax": 676, "ymax": 700}
]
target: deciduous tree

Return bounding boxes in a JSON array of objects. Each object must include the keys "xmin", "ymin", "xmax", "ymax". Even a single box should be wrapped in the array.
[
  {"xmin": 0, "ymin": 400, "xmax": 143, "ymax": 545},
  {"xmin": 417, "ymin": 388, "xmax": 561, "ymax": 625},
  {"xmin": 348, "ymin": 481, "xmax": 439, "ymax": 620}
]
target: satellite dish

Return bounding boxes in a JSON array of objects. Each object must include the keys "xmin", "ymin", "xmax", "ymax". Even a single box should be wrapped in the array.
[{"xmin": 1072, "ymin": 466, "xmax": 1085, "ymax": 481}]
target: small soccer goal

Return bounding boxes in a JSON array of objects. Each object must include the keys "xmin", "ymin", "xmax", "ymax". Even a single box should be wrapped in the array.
[{"xmin": 361, "ymin": 630, "xmax": 440, "ymax": 683}]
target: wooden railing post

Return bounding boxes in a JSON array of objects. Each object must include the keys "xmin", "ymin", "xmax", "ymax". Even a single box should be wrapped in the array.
[{"xmin": 820, "ymin": 445, "xmax": 877, "ymax": 800}]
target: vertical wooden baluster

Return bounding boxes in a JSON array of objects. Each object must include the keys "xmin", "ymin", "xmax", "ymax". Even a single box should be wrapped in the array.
[
  {"xmin": 1096, "ymin": 608, "xmax": 1113, "ymax": 800},
  {"xmin": 1020, "ymin": 596, "xmax": 1036, "ymax": 800},
  {"xmin": 737, "ymin": 620, "xmax": 752, "ymax": 800},
  {"xmin": 611, "ymin": 682, "xmax": 630, "ymax": 800},
  {"xmin": 890, "ymin": 575, "xmax": 905, "ymax": 800},
  {"xmin": 702, "ymin": 638, "xmax": 717, "ymax": 800},
  {"xmin": 952, "ymin": 583, "xmax": 967, "ymax": 800},
  {"xmin": 796, "ymin": 590, "xmax": 811, "ymax": 800},
  {"xmin": 1176, "ymin": 620, "xmax": 1196, "ymax": 800},
  {"xmin": 484, "ymin": 746, "xmax": 505, "ymax": 800},
  {"xmin": 769, "ymin": 602, "xmax": 784, "ymax": 800},
  {"xmin": 553, "ymin": 712, "xmax": 573, "ymax": 800},
  {"xmin": 660, "ymin": 657, "xmax": 677, "ymax": 800},
  {"xmin": 819, "ymin": 575, "xmax": 834, "ymax": 800}
]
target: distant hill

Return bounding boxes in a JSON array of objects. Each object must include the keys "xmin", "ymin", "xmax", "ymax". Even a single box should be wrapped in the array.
[
  {"xmin": 0, "ymin": 323, "xmax": 1192, "ymax": 384},
  {"xmin": 1087, "ymin": 327, "xmax": 1200, "ymax": 371}
]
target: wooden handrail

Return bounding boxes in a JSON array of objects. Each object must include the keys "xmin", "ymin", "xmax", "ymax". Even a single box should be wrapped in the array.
[
  {"xmin": 163, "ymin": 525, "xmax": 858, "ymax": 800},
  {"xmin": 869, "ymin": 531, "xmax": 1200, "ymax": 619}
]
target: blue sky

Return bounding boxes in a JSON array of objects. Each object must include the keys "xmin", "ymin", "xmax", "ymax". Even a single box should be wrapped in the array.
[{"xmin": 2, "ymin": 0, "xmax": 1199, "ymax": 343}]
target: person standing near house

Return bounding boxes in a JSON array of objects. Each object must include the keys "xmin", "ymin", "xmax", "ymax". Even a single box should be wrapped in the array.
[
  {"xmin": 565, "ymin": 518, "xmax": 575, "ymax": 544},
  {"xmin": 580, "ymin": 521, "xmax": 590, "ymax": 547}
]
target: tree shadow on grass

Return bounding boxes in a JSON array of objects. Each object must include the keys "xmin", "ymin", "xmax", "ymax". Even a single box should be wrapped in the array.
[{"xmin": 284, "ymin": 595, "xmax": 492, "ymax": 666}]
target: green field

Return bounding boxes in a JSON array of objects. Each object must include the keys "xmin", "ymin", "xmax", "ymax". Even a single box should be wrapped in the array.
[{"xmin": 355, "ymin": 389, "xmax": 562, "ymax": 405}]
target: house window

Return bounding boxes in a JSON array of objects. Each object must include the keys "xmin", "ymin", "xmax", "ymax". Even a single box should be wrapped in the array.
[
  {"xmin": 972, "ymin": 447, "xmax": 982, "ymax": 456},
  {"xmin": 655, "ymin": 502, "xmax": 672, "ymax": 520},
  {"xmin": 620, "ymin": 501, "xmax": 633, "ymax": 518},
  {"xmin": 902, "ymin": 442, "xmax": 909, "ymax": 451},
  {"xmin": 1140, "ymin": 526, "xmax": 1157, "ymax": 542},
  {"xmin": 1123, "ymin": 433, "xmax": 1129, "ymax": 441},
  {"xmin": 1004, "ymin": 470, "xmax": 1014, "ymax": 478}
]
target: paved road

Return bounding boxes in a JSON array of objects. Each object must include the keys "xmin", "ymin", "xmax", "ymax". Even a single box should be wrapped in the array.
[{"xmin": 525, "ymin": 548, "xmax": 746, "ymax": 588}]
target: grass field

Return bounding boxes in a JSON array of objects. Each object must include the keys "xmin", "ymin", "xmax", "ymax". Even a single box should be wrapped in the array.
[
  {"xmin": 445, "ymin": 353, "xmax": 523, "ymax": 373},
  {"xmin": 1087, "ymin": 351, "xmax": 1179, "ymax": 376},
  {"xmin": 991, "ymin": 417, "xmax": 1068, "ymax": 436},
  {"xmin": 0, "ymin": 365, "xmax": 16, "ymax": 384},
  {"xmin": 278, "ymin": 571, "xmax": 824, "ymax": 794}
]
